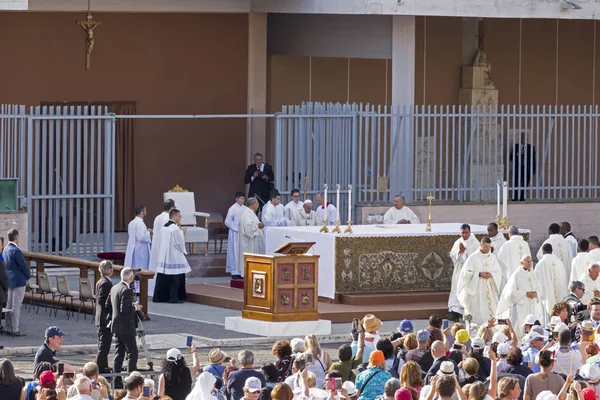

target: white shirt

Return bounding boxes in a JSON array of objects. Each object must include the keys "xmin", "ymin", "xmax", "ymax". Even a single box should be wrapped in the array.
[
  {"xmin": 383, "ymin": 206, "xmax": 420, "ymax": 224},
  {"xmin": 552, "ymin": 348, "xmax": 582, "ymax": 375},
  {"xmin": 284, "ymin": 200, "xmax": 304, "ymax": 220}
]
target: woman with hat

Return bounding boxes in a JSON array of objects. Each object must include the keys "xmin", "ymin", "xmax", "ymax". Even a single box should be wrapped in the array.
[
  {"xmin": 158, "ymin": 346, "xmax": 201, "ymax": 400},
  {"xmin": 203, "ymin": 348, "xmax": 229, "ymax": 380},
  {"xmin": 362, "ymin": 315, "xmax": 383, "ymax": 363},
  {"xmin": 355, "ymin": 350, "xmax": 393, "ymax": 400},
  {"xmin": 303, "ymin": 334, "xmax": 332, "ymax": 388}
]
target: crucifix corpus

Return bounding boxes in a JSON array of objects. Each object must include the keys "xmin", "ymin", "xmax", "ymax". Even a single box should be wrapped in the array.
[{"xmin": 78, "ymin": 13, "xmax": 101, "ymax": 70}]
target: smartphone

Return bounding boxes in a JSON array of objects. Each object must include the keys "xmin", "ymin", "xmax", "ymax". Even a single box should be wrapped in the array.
[
  {"xmin": 443, "ymin": 319, "xmax": 449, "ymax": 330},
  {"xmin": 331, "ymin": 377, "xmax": 337, "ymax": 391},
  {"xmin": 57, "ymin": 362, "xmax": 64, "ymax": 376},
  {"xmin": 187, "ymin": 336, "xmax": 193, "ymax": 347},
  {"xmin": 334, "ymin": 377, "xmax": 342, "ymax": 389},
  {"xmin": 552, "ymin": 331, "xmax": 559, "ymax": 340},
  {"xmin": 497, "ymin": 319, "xmax": 507, "ymax": 325},
  {"xmin": 63, "ymin": 372, "xmax": 75, "ymax": 387},
  {"xmin": 452, "ymin": 343, "xmax": 462, "ymax": 351},
  {"xmin": 143, "ymin": 387, "xmax": 150, "ymax": 397},
  {"xmin": 306, "ymin": 352, "xmax": 313, "ymax": 363},
  {"xmin": 352, "ymin": 318, "xmax": 359, "ymax": 330}
]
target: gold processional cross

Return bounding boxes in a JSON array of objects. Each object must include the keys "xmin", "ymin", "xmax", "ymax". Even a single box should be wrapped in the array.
[{"xmin": 78, "ymin": 13, "xmax": 101, "ymax": 70}]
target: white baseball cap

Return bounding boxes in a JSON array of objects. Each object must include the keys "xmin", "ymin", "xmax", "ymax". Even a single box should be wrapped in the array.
[
  {"xmin": 497, "ymin": 343, "xmax": 511, "ymax": 356},
  {"xmin": 244, "ymin": 377, "xmax": 263, "ymax": 392},
  {"xmin": 522, "ymin": 314, "xmax": 539, "ymax": 326},
  {"xmin": 166, "ymin": 348, "xmax": 182, "ymax": 363},
  {"xmin": 492, "ymin": 332, "xmax": 509, "ymax": 344}
]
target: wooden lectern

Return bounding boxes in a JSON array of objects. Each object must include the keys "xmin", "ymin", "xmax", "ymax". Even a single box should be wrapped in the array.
[{"xmin": 242, "ymin": 242, "xmax": 320, "ymax": 322}]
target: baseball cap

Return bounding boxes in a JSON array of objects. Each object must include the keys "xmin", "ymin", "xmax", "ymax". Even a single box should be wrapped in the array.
[
  {"xmin": 45, "ymin": 326, "xmax": 66, "ymax": 339},
  {"xmin": 526, "ymin": 331, "xmax": 544, "ymax": 345},
  {"xmin": 416, "ymin": 329, "xmax": 431, "ymax": 343},
  {"xmin": 166, "ymin": 348, "xmax": 182, "ymax": 362},
  {"xmin": 531, "ymin": 325, "xmax": 546, "ymax": 337},
  {"xmin": 497, "ymin": 342, "xmax": 511, "ymax": 356},
  {"xmin": 582, "ymin": 388, "xmax": 597, "ymax": 400},
  {"xmin": 523, "ymin": 314, "xmax": 539, "ymax": 326},
  {"xmin": 492, "ymin": 332, "xmax": 509, "ymax": 344},
  {"xmin": 549, "ymin": 316, "xmax": 562, "ymax": 327},
  {"xmin": 244, "ymin": 377, "xmax": 262, "ymax": 392},
  {"xmin": 369, "ymin": 350, "xmax": 385, "ymax": 365},
  {"xmin": 537, "ymin": 391, "xmax": 558, "ymax": 400},
  {"xmin": 398, "ymin": 320, "xmax": 414, "ymax": 334},
  {"xmin": 39, "ymin": 370, "xmax": 56, "ymax": 388},
  {"xmin": 456, "ymin": 329, "xmax": 469, "ymax": 344},
  {"xmin": 472, "ymin": 338, "xmax": 485, "ymax": 350},
  {"xmin": 581, "ymin": 364, "xmax": 600, "ymax": 383},
  {"xmin": 553, "ymin": 322, "xmax": 568, "ymax": 333}
]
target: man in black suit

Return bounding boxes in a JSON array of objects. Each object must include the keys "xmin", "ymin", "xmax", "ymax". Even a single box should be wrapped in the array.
[
  {"xmin": 95, "ymin": 260, "xmax": 114, "ymax": 374},
  {"xmin": 244, "ymin": 153, "xmax": 274, "ymax": 213},
  {"xmin": 106, "ymin": 267, "xmax": 142, "ymax": 380},
  {"xmin": 510, "ymin": 133, "xmax": 536, "ymax": 201},
  {"xmin": 424, "ymin": 340, "xmax": 458, "ymax": 385}
]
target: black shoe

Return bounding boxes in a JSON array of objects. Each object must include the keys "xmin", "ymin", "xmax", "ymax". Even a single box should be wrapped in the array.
[
  {"xmin": 445, "ymin": 311, "xmax": 462, "ymax": 322},
  {"xmin": 10, "ymin": 331, "xmax": 26, "ymax": 337},
  {"xmin": 231, "ymin": 275, "xmax": 241, "ymax": 280}
]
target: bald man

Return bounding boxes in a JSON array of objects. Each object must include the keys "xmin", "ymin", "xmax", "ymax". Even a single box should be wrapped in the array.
[{"xmin": 424, "ymin": 340, "xmax": 458, "ymax": 384}]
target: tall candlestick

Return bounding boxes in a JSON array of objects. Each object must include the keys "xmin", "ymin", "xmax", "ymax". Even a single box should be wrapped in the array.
[
  {"xmin": 323, "ymin": 184, "xmax": 328, "ymax": 213},
  {"xmin": 347, "ymin": 184, "xmax": 352, "ymax": 222},
  {"xmin": 336, "ymin": 184, "xmax": 341, "ymax": 221},
  {"xmin": 496, "ymin": 181, "xmax": 501, "ymax": 217},
  {"xmin": 502, "ymin": 181, "xmax": 508, "ymax": 218}
]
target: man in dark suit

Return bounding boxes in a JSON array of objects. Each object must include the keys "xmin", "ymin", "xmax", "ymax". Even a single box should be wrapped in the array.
[
  {"xmin": 95, "ymin": 260, "xmax": 114, "ymax": 374},
  {"xmin": 562, "ymin": 280, "xmax": 588, "ymax": 322},
  {"xmin": 244, "ymin": 153, "xmax": 274, "ymax": 213},
  {"xmin": 2, "ymin": 229, "xmax": 30, "ymax": 336},
  {"xmin": 0, "ymin": 237, "xmax": 7, "ymax": 346},
  {"xmin": 106, "ymin": 267, "xmax": 142, "ymax": 381},
  {"xmin": 510, "ymin": 133, "xmax": 536, "ymax": 201},
  {"xmin": 424, "ymin": 340, "xmax": 458, "ymax": 385}
]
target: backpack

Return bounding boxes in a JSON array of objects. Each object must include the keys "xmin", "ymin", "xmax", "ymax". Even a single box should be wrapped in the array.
[{"xmin": 391, "ymin": 355, "xmax": 401, "ymax": 379}]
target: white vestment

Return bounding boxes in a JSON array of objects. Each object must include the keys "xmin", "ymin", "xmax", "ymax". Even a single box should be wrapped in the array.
[
  {"xmin": 224, "ymin": 203, "xmax": 247, "ymax": 274},
  {"xmin": 496, "ymin": 266, "xmax": 542, "ymax": 339},
  {"xmin": 284, "ymin": 200, "xmax": 304, "ymax": 220},
  {"xmin": 564, "ymin": 234, "xmax": 578, "ymax": 258},
  {"xmin": 291, "ymin": 209, "xmax": 319, "ymax": 227},
  {"xmin": 147, "ymin": 211, "xmax": 170, "ymax": 295},
  {"xmin": 448, "ymin": 234, "xmax": 481, "ymax": 314},
  {"xmin": 571, "ymin": 252, "xmax": 593, "ymax": 284},
  {"xmin": 457, "ymin": 249, "xmax": 503, "ymax": 325},
  {"xmin": 155, "ymin": 223, "xmax": 191, "ymax": 275},
  {"xmin": 316, "ymin": 203, "xmax": 337, "ymax": 226},
  {"xmin": 497, "ymin": 235, "xmax": 532, "ymax": 283},
  {"xmin": 534, "ymin": 253, "xmax": 569, "ymax": 325},
  {"xmin": 589, "ymin": 248, "xmax": 600, "ymax": 263},
  {"xmin": 238, "ymin": 209, "xmax": 265, "ymax": 278},
  {"xmin": 580, "ymin": 273, "xmax": 600, "ymax": 304},
  {"xmin": 537, "ymin": 234, "xmax": 573, "ymax": 282},
  {"xmin": 124, "ymin": 216, "xmax": 151, "ymax": 270},
  {"xmin": 490, "ymin": 233, "xmax": 507, "ymax": 254},
  {"xmin": 262, "ymin": 201, "xmax": 289, "ymax": 227},
  {"xmin": 383, "ymin": 206, "xmax": 420, "ymax": 225}
]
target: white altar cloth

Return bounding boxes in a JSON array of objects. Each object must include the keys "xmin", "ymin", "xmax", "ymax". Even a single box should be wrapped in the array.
[{"xmin": 265, "ymin": 223, "xmax": 511, "ymax": 299}]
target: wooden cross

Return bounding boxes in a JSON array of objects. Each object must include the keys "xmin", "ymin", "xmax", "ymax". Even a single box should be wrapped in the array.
[{"xmin": 78, "ymin": 13, "xmax": 101, "ymax": 70}]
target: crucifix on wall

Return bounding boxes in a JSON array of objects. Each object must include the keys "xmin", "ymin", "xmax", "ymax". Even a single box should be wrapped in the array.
[{"xmin": 77, "ymin": 12, "xmax": 101, "ymax": 70}]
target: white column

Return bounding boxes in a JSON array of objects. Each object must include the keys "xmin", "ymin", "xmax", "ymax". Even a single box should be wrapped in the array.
[
  {"xmin": 391, "ymin": 15, "xmax": 416, "ymax": 201},
  {"xmin": 247, "ymin": 12, "xmax": 268, "ymax": 164}
]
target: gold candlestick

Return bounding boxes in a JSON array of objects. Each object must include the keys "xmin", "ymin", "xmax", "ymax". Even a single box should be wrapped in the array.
[
  {"xmin": 498, "ymin": 215, "xmax": 509, "ymax": 230},
  {"xmin": 425, "ymin": 193, "xmax": 434, "ymax": 232},
  {"xmin": 320, "ymin": 219, "xmax": 329, "ymax": 233},
  {"xmin": 332, "ymin": 220, "xmax": 342, "ymax": 233},
  {"xmin": 344, "ymin": 220, "xmax": 353, "ymax": 234}
]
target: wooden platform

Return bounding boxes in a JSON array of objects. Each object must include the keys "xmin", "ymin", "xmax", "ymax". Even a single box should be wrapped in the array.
[{"xmin": 186, "ymin": 283, "xmax": 449, "ymax": 323}]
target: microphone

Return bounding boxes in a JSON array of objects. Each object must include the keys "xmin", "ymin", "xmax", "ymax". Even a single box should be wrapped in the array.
[{"xmin": 283, "ymin": 235, "xmax": 314, "ymax": 255}]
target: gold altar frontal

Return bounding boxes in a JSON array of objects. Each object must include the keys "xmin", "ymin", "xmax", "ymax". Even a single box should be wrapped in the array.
[
  {"xmin": 333, "ymin": 232, "xmax": 529, "ymax": 295},
  {"xmin": 243, "ymin": 248, "xmax": 320, "ymax": 322}
]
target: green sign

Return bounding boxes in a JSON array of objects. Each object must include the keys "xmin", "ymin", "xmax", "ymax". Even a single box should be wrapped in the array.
[{"xmin": 0, "ymin": 179, "xmax": 18, "ymax": 212}]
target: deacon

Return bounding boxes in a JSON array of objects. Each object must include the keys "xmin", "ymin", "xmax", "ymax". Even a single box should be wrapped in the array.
[
  {"xmin": 262, "ymin": 190, "xmax": 289, "ymax": 228},
  {"xmin": 536, "ymin": 223, "xmax": 573, "ymax": 280},
  {"xmin": 457, "ymin": 237, "xmax": 502, "ymax": 325},
  {"xmin": 579, "ymin": 263, "xmax": 600, "ymax": 304},
  {"xmin": 224, "ymin": 192, "xmax": 247, "ymax": 280},
  {"xmin": 124, "ymin": 205, "xmax": 151, "ymax": 270},
  {"xmin": 560, "ymin": 221, "xmax": 578, "ymax": 257},
  {"xmin": 383, "ymin": 195, "xmax": 420, "ymax": 225},
  {"xmin": 153, "ymin": 209, "xmax": 190, "ymax": 303},
  {"xmin": 570, "ymin": 239, "xmax": 593, "ymax": 284},
  {"xmin": 237, "ymin": 198, "xmax": 265, "ymax": 278},
  {"xmin": 448, "ymin": 224, "xmax": 480, "ymax": 320},
  {"xmin": 284, "ymin": 189, "xmax": 304, "ymax": 220},
  {"xmin": 315, "ymin": 192, "xmax": 337, "ymax": 225},
  {"xmin": 534, "ymin": 243, "xmax": 568, "ymax": 325},
  {"xmin": 497, "ymin": 225, "xmax": 531, "ymax": 283},
  {"xmin": 148, "ymin": 199, "xmax": 175, "ymax": 296},
  {"xmin": 589, "ymin": 236, "xmax": 600, "ymax": 262},
  {"xmin": 291, "ymin": 199, "xmax": 319, "ymax": 227},
  {"xmin": 496, "ymin": 255, "xmax": 542, "ymax": 339},
  {"xmin": 487, "ymin": 222, "xmax": 507, "ymax": 254}
]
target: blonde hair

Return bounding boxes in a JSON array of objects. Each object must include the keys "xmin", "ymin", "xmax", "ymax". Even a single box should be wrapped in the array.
[
  {"xmin": 403, "ymin": 334, "xmax": 418, "ymax": 351},
  {"xmin": 304, "ymin": 334, "xmax": 322, "ymax": 360},
  {"xmin": 400, "ymin": 361, "xmax": 423, "ymax": 388},
  {"xmin": 462, "ymin": 358, "xmax": 480, "ymax": 376},
  {"xmin": 305, "ymin": 371, "xmax": 316, "ymax": 388},
  {"xmin": 451, "ymin": 323, "xmax": 465, "ymax": 339},
  {"xmin": 497, "ymin": 377, "xmax": 519, "ymax": 399},
  {"xmin": 468, "ymin": 382, "xmax": 487, "ymax": 400}
]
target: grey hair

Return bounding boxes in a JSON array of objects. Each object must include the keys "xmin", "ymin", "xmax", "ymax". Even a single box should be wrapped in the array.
[
  {"xmin": 238, "ymin": 349, "xmax": 254, "ymax": 365},
  {"xmin": 74, "ymin": 376, "xmax": 92, "ymax": 394},
  {"xmin": 394, "ymin": 194, "xmax": 406, "ymax": 202},
  {"xmin": 508, "ymin": 225, "xmax": 519, "ymax": 235},
  {"xmin": 99, "ymin": 260, "xmax": 113, "ymax": 276},
  {"xmin": 121, "ymin": 267, "xmax": 135, "ymax": 282},
  {"xmin": 569, "ymin": 280, "xmax": 585, "ymax": 292},
  {"xmin": 384, "ymin": 378, "xmax": 402, "ymax": 397},
  {"xmin": 144, "ymin": 378, "xmax": 155, "ymax": 395},
  {"xmin": 247, "ymin": 197, "xmax": 258, "ymax": 206},
  {"xmin": 591, "ymin": 263, "xmax": 600, "ymax": 271}
]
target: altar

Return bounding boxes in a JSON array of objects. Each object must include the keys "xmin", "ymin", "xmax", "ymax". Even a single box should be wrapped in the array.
[{"xmin": 265, "ymin": 223, "xmax": 530, "ymax": 299}]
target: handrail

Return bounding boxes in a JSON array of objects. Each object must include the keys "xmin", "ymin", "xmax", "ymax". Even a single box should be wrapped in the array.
[{"xmin": 23, "ymin": 252, "xmax": 154, "ymax": 320}]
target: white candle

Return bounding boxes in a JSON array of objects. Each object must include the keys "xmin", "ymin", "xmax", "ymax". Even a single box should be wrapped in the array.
[
  {"xmin": 348, "ymin": 184, "xmax": 352, "ymax": 222},
  {"xmin": 336, "ymin": 184, "xmax": 341, "ymax": 221},
  {"xmin": 496, "ymin": 181, "xmax": 501, "ymax": 216},
  {"xmin": 323, "ymin": 184, "xmax": 328, "ymax": 221},
  {"xmin": 502, "ymin": 181, "xmax": 508, "ymax": 218}
]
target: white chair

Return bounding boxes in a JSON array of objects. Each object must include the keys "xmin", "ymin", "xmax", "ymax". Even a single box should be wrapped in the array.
[{"xmin": 164, "ymin": 185, "xmax": 210, "ymax": 256}]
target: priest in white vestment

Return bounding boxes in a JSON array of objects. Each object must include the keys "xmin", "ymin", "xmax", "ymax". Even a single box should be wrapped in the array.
[
  {"xmin": 383, "ymin": 195, "xmax": 420, "ymax": 224},
  {"xmin": 457, "ymin": 237, "xmax": 503, "ymax": 325},
  {"xmin": 579, "ymin": 263, "xmax": 600, "ymax": 305},
  {"xmin": 147, "ymin": 199, "xmax": 175, "ymax": 296},
  {"xmin": 291, "ymin": 199, "xmax": 319, "ymax": 227},
  {"xmin": 124, "ymin": 206, "xmax": 152, "ymax": 270},
  {"xmin": 571, "ymin": 238, "xmax": 593, "ymax": 284},
  {"xmin": 262, "ymin": 191, "xmax": 289, "ymax": 228},
  {"xmin": 589, "ymin": 236, "xmax": 600, "ymax": 262},
  {"xmin": 448, "ymin": 224, "xmax": 481, "ymax": 319},
  {"xmin": 284, "ymin": 189, "xmax": 304, "ymax": 220},
  {"xmin": 534, "ymin": 243, "xmax": 569, "ymax": 326},
  {"xmin": 497, "ymin": 225, "xmax": 532, "ymax": 283},
  {"xmin": 315, "ymin": 192, "xmax": 337, "ymax": 225},
  {"xmin": 561, "ymin": 221, "xmax": 578, "ymax": 257},
  {"xmin": 237, "ymin": 198, "xmax": 265, "ymax": 278},
  {"xmin": 153, "ymin": 208, "xmax": 191, "ymax": 303},
  {"xmin": 225, "ymin": 192, "xmax": 247, "ymax": 279},
  {"xmin": 536, "ymin": 223, "xmax": 573, "ymax": 282},
  {"xmin": 487, "ymin": 222, "xmax": 507, "ymax": 254},
  {"xmin": 496, "ymin": 255, "xmax": 542, "ymax": 339}
]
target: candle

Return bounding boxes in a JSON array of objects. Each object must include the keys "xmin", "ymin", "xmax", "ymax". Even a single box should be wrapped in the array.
[
  {"xmin": 496, "ymin": 181, "xmax": 501, "ymax": 216},
  {"xmin": 348, "ymin": 184, "xmax": 352, "ymax": 222},
  {"xmin": 502, "ymin": 181, "xmax": 508, "ymax": 218},
  {"xmin": 323, "ymin": 184, "xmax": 328, "ymax": 221},
  {"xmin": 336, "ymin": 184, "xmax": 341, "ymax": 221}
]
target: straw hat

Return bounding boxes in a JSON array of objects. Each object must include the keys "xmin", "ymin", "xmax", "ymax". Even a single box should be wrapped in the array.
[
  {"xmin": 361, "ymin": 314, "xmax": 383, "ymax": 333},
  {"xmin": 209, "ymin": 348, "xmax": 228, "ymax": 364}
]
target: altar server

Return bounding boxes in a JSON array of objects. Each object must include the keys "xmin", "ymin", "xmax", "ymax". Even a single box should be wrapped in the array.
[
  {"xmin": 487, "ymin": 222, "xmax": 507, "ymax": 254},
  {"xmin": 262, "ymin": 190, "xmax": 289, "ymax": 228},
  {"xmin": 589, "ymin": 236, "xmax": 600, "ymax": 262},
  {"xmin": 579, "ymin": 263, "xmax": 600, "ymax": 305},
  {"xmin": 284, "ymin": 188, "xmax": 304, "ymax": 220},
  {"xmin": 148, "ymin": 199, "xmax": 175, "ymax": 295},
  {"xmin": 224, "ymin": 192, "xmax": 247, "ymax": 279},
  {"xmin": 534, "ymin": 243, "xmax": 568, "ymax": 326},
  {"xmin": 291, "ymin": 199, "xmax": 319, "ymax": 227},
  {"xmin": 457, "ymin": 237, "xmax": 502, "ymax": 325},
  {"xmin": 496, "ymin": 255, "xmax": 542, "ymax": 339},
  {"xmin": 237, "ymin": 198, "xmax": 265, "ymax": 278},
  {"xmin": 153, "ymin": 208, "xmax": 191, "ymax": 303},
  {"xmin": 497, "ymin": 225, "xmax": 531, "ymax": 283},
  {"xmin": 448, "ymin": 224, "xmax": 480, "ymax": 320},
  {"xmin": 124, "ymin": 205, "xmax": 151, "ymax": 270},
  {"xmin": 315, "ymin": 192, "xmax": 337, "ymax": 226},
  {"xmin": 571, "ymin": 238, "xmax": 593, "ymax": 284},
  {"xmin": 537, "ymin": 223, "xmax": 573, "ymax": 282},
  {"xmin": 383, "ymin": 195, "xmax": 420, "ymax": 224}
]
